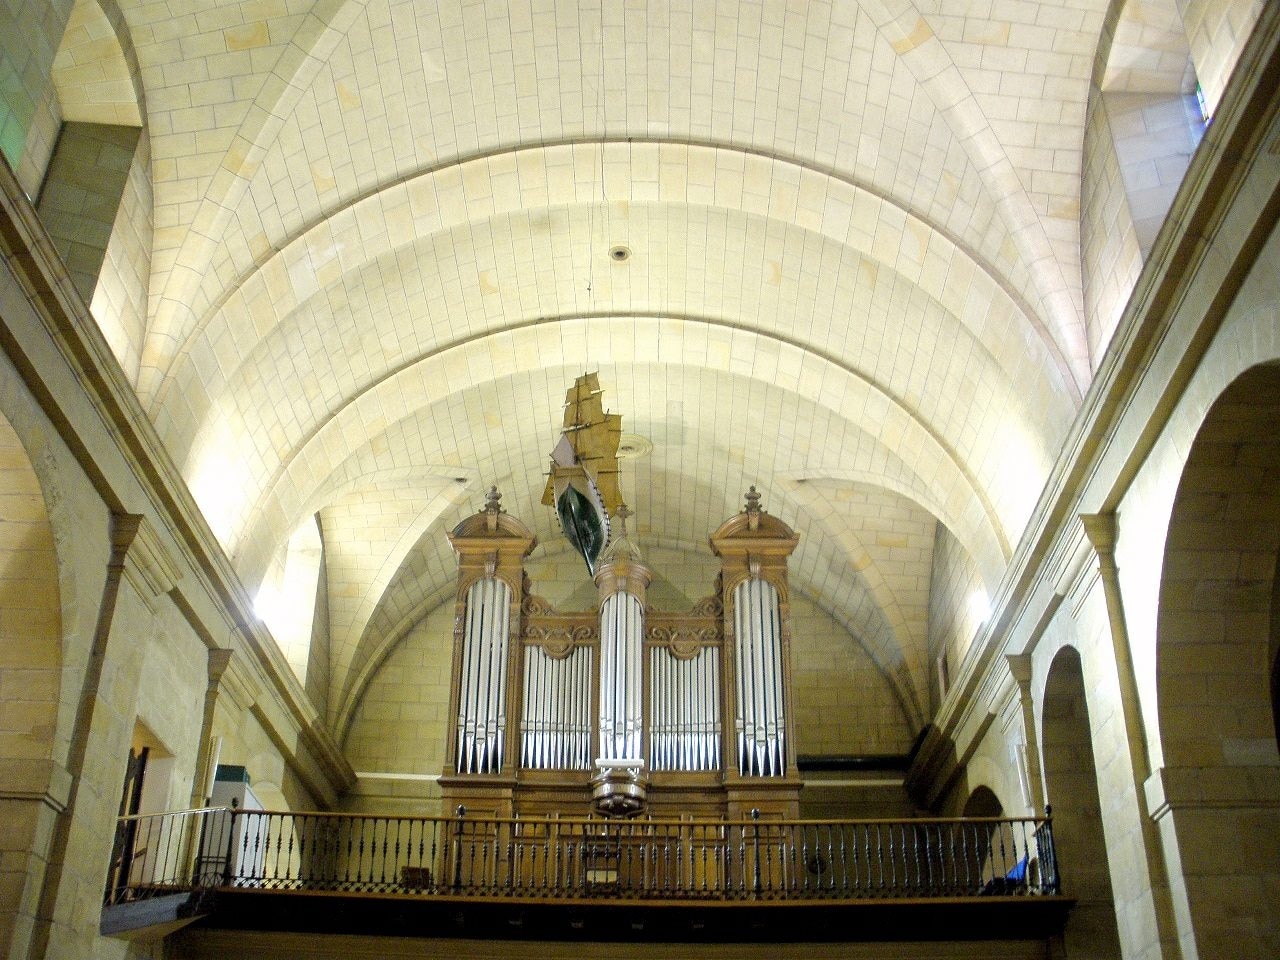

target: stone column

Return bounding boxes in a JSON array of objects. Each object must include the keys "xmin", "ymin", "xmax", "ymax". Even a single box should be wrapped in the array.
[
  {"xmin": 1078, "ymin": 512, "xmax": 1180, "ymax": 960},
  {"xmin": 1006, "ymin": 653, "xmax": 1046, "ymax": 814}
]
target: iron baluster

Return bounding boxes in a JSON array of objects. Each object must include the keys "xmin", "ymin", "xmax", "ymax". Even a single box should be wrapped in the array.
[
  {"xmin": 996, "ymin": 817, "xmax": 1009, "ymax": 892},
  {"xmin": 1042, "ymin": 807, "xmax": 1060, "ymax": 894},
  {"xmin": 911, "ymin": 824, "xmax": 921, "ymax": 895},
  {"xmin": 873, "ymin": 822, "xmax": 883, "ymax": 895},
  {"xmin": 826, "ymin": 824, "xmax": 837, "ymax": 894},
  {"xmin": 889, "ymin": 823, "xmax": 899, "ymax": 895},
  {"xmin": 452, "ymin": 805, "xmax": 465, "ymax": 890},
  {"xmin": 504, "ymin": 820, "xmax": 514, "ymax": 893},
  {"xmin": 843, "ymin": 824, "xmax": 855, "ymax": 896},
  {"xmin": 221, "ymin": 809, "xmax": 237, "ymax": 887},
  {"xmin": 428, "ymin": 818, "xmax": 437, "ymax": 892},
  {"xmin": 390, "ymin": 817, "xmax": 401, "ymax": 893},
  {"xmin": 566, "ymin": 834, "xmax": 576, "ymax": 897},
  {"xmin": 700, "ymin": 824, "xmax": 709, "ymax": 894},
  {"xmin": 750, "ymin": 808, "xmax": 761, "ymax": 895},
  {"xmin": 674, "ymin": 822, "xmax": 683, "ymax": 894},
  {"xmin": 946, "ymin": 822, "xmax": 956, "ymax": 895},
  {"xmin": 298, "ymin": 815, "xmax": 310, "ymax": 889},
  {"xmin": 798, "ymin": 829, "xmax": 808, "ymax": 896}
]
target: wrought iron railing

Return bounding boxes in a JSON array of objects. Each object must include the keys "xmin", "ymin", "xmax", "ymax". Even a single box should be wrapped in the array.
[
  {"xmin": 104, "ymin": 806, "xmax": 231, "ymax": 905},
  {"xmin": 105, "ymin": 808, "xmax": 1059, "ymax": 906}
]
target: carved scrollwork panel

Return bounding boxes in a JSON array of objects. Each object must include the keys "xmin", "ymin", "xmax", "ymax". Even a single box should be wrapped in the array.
[
  {"xmin": 647, "ymin": 621, "xmax": 720, "ymax": 660},
  {"xmin": 523, "ymin": 621, "xmax": 596, "ymax": 659}
]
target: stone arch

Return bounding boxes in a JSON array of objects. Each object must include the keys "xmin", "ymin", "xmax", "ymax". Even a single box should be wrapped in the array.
[
  {"xmin": 862, "ymin": 0, "xmax": 1089, "ymax": 387},
  {"xmin": 960, "ymin": 783, "xmax": 1005, "ymax": 883},
  {"xmin": 136, "ymin": 0, "xmax": 368, "ymax": 403},
  {"xmin": 960, "ymin": 755, "xmax": 1015, "ymax": 818},
  {"xmin": 1154, "ymin": 361, "xmax": 1280, "ymax": 959},
  {"xmin": 1040, "ymin": 644, "xmax": 1122, "ymax": 959},
  {"xmin": 226, "ymin": 336, "xmax": 1010, "ymax": 593},
  {"xmin": 0, "ymin": 411, "xmax": 64, "ymax": 960},
  {"xmin": 50, "ymin": 0, "xmax": 144, "ymax": 127}
]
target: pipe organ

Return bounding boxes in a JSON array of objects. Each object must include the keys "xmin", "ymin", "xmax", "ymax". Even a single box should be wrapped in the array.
[{"xmin": 441, "ymin": 485, "xmax": 801, "ymax": 820}]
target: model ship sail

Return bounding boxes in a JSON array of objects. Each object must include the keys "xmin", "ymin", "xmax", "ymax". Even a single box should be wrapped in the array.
[{"xmin": 542, "ymin": 373, "xmax": 624, "ymax": 573}]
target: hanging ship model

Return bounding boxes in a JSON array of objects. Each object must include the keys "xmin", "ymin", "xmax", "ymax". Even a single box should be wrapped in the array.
[{"xmin": 541, "ymin": 373, "xmax": 624, "ymax": 573}]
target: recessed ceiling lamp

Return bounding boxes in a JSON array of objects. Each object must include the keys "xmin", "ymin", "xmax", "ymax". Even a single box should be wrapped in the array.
[
  {"xmin": 616, "ymin": 433, "xmax": 651, "ymax": 459},
  {"xmin": 609, "ymin": 245, "xmax": 631, "ymax": 262}
]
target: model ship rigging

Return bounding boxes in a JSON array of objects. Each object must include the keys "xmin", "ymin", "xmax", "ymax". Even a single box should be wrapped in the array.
[{"xmin": 540, "ymin": 373, "xmax": 623, "ymax": 573}]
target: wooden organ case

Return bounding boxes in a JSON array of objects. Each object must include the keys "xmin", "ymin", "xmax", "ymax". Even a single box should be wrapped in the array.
[{"xmin": 440, "ymin": 486, "xmax": 802, "ymax": 821}]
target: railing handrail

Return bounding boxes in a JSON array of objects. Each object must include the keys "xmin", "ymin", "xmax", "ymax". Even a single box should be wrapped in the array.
[
  {"xmin": 112, "ymin": 805, "xmax": 231, "ymax": 824},
  {"xmin": 210, "ymin": 808, "xmax": 1052, "ymax": 828}
]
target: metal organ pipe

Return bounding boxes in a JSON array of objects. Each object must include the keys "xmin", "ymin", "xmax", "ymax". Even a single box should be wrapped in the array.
[
  {"xmin": 456, "ymin": 577, "xmax": 510, "ymax": 774},
  {"xmin": 598, "ymin": 592, "xmax": 644, "ymax": 763},
  {"xmin": 734, "ymin": 577, "xmax": 785, "ymax": 777},
  {"xmin": 648, "ymin": 645, "xmax": 721, "ymax": 772},
  {"xmin": 574, "ymin": 643, "xmax": 589, "ymax": 767},
  {"xmin": 521, "ymin": 644, "xmax": 592, "ymax": 770}
]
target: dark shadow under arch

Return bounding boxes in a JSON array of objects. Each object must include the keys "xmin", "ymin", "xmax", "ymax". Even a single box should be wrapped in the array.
[{"xmin": 962, "ymin": 784, "xmax": 1004, "ymax": 818}]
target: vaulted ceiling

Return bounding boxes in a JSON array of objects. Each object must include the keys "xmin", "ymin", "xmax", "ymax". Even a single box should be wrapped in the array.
[{"xmin": 78, "ymin": 0, "xmax": 1137, "ymax": 740}]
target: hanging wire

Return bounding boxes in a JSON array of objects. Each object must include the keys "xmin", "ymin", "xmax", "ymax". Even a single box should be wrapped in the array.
[{"xmin": 584, "ymin": 1, "xmax": 608, "ymax": 304}]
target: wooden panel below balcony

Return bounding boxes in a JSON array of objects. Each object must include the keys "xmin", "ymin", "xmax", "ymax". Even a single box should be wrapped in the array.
[{"xmin": 175, "ymin": 888, "xmax": 1072, "ymax": 947}]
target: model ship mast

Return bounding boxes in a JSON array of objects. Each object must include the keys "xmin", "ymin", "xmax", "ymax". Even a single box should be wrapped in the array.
[{"xmin": 540, "ymin": 372, "xmax": 623, "ymax": 573}]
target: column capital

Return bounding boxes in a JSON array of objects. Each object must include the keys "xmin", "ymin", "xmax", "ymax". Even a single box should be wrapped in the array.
[
  {"xmin": 207, "ymin": 647, "xmax": 233, "ymax": 684},
  {"xmin": 1005, "ymin": 652, "xmax": 1034, "ymax": 685},
  {"xmin": 111, "ymin": 513, "xmax": 182, "ymax": 601},
  {"xmin": 1079, "ymin": 511, "xmax": 1118, "ymax": 558}
]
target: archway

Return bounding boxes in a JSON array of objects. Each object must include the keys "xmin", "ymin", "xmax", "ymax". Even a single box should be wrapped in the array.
[
  {"xmin": 1155, "ymin": 361, "xmax": 1280, "ymax": 959},
  {"xmin": 0, "ymin": 412, "xmax": 64, "ymax": 959},
  {"xmin": 1041, "ymin": 645, "xmax": 1122, "ymax": 958},
  {"xmin": 957, "ymin": 784, "xmax": 1009, "ymax": 894}
]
